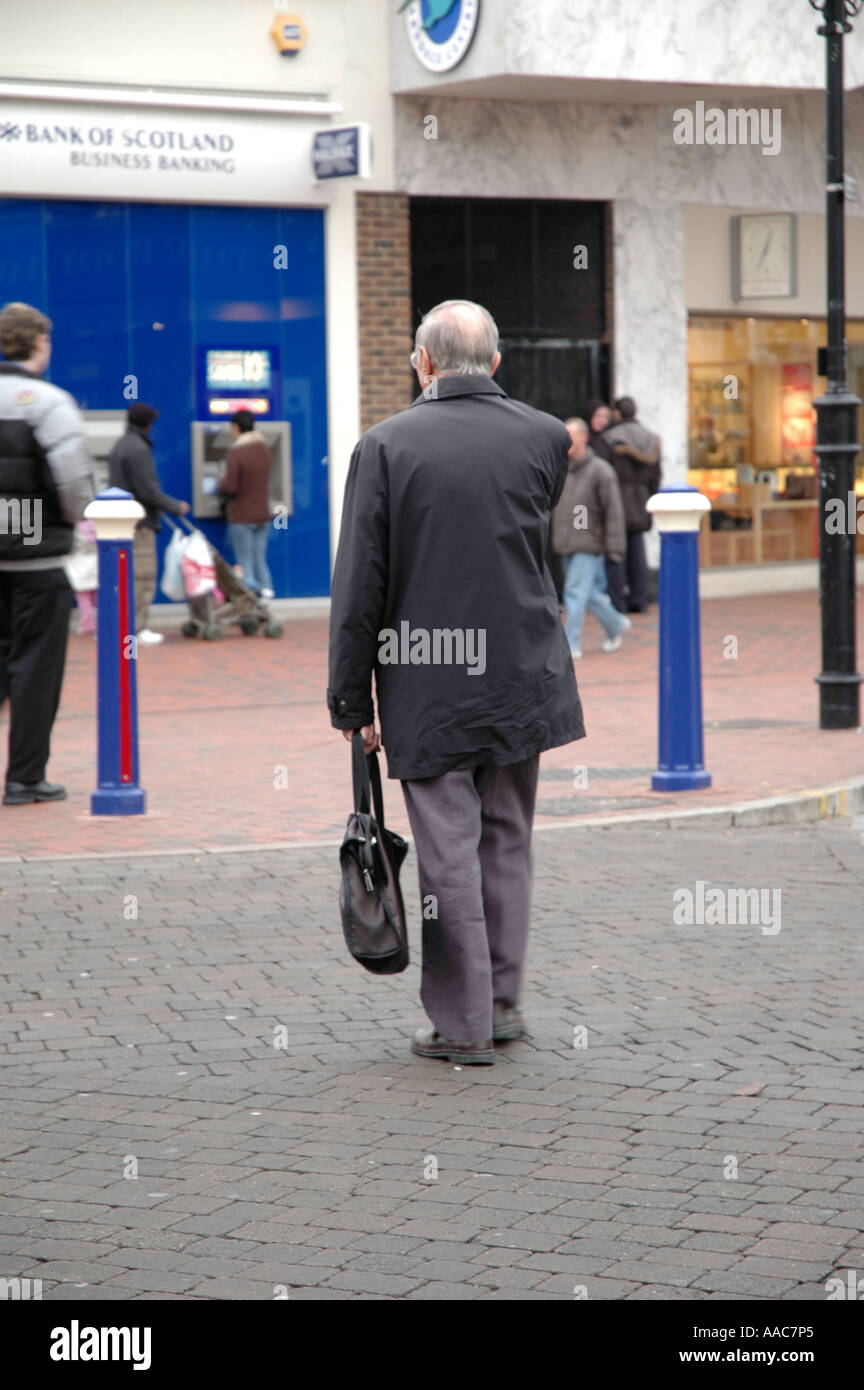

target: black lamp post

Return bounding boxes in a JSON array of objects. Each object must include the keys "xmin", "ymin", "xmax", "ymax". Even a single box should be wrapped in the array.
[{"xmin": 810, "ymin": 0, "xmax": 862, "ymax": 728}]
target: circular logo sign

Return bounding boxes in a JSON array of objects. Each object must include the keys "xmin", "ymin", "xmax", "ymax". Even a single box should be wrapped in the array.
[{"xmin": 403, "ymin": 0, "xmax": 480, "ymax": 74}]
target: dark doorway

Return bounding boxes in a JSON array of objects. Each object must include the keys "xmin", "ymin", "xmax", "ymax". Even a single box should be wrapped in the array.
[
  {"xmin": 495, "ymin": 338, "xmax": 609, "ymax": 422},
  {"xmin": 410, "ymin": 196, "xmax": 610, "ymax": 420}
]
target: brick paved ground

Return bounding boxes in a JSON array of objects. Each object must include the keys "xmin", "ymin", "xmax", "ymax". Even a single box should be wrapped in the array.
[
  {"xmin": 1, "ymin": 590, "xmax": 862, "ymax": 860},
  {"xmin": 0, "ymin": 819, "xmax": 861, "ymax": 1301}
]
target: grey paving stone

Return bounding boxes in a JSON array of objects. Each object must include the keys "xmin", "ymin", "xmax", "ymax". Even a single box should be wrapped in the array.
[
  {"xmin": 406, "ymin": 1281, "xmax": 485, "ymax": 1300},
  {"xmin": 1, "ymin": 820, "xmax": 861, "ymax": 1301},
  {"xmin": 467, "ymin": 1265, "xmax": 546, "ymax": 1290},
  {"xmin": 99, "ymin": 1269, "xmax": 199, "ymax": 1293},
  {"xmin": 324, "ymin": 1272, "xmax": 426, "ymax": 1297}
]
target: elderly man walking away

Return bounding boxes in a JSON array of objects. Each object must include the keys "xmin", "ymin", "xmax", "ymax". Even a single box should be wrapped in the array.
[
  {"xmin": 328, "ymin": 299, "xmax": 584, "ymax": 1064},
  {"xmin": 0, "ymin": 301, "xmax": 93, "ymax": 804},
  {"xmin": 551, "ymin": 417, "xmax": 630, "ymax": 659}
]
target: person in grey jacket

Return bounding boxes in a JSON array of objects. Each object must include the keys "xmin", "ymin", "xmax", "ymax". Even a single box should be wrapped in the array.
[
  {"xmin": 0, "ymin": 301, "xmax": 93, "ymax": 804},
  {"xmin": 108, "ymin": 403, "xmax": 189, "ymax": 644},
  {"xmin": 328, "ymin": 299, "xmax": 584, "ymax": 1065},
  {"xmin": 551, "ymin": 418, "xmax": 630, "ymax": 659}
]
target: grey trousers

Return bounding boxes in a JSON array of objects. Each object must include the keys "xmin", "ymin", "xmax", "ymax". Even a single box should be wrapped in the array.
[
  {"xmin": 401, "ymin": 755, "xmax": 540, "ymax": 1043},
  {"xmin": 133, "ymin": 525, "xmax": 158, "ymax": 634}
]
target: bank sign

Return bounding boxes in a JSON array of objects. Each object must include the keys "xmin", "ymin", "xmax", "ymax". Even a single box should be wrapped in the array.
[
  {"xmin": 0, "ymin": 101, "xmax": 327, "ymax": 206},
  {"xmin": 0, "ymin": 114, "xmax": 236, "ymax": 174},
  {"xmin": 400, "ymin": 0, "xmax": 479, "ymax": 73}
]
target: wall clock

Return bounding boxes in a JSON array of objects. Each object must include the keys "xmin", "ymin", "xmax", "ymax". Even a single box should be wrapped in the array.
[{"xmin": 732, "ymin": 213, "xmax": 797, "ymax": 300}]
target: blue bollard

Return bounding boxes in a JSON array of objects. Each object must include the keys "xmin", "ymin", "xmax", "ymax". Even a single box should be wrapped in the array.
[
  {"xmin": 85, "ymin": 488, "xmax": 147, "ymax": 815},
  {"xmin": 647, "ymin": 484, "xmax": 712, "ymax": 792}
]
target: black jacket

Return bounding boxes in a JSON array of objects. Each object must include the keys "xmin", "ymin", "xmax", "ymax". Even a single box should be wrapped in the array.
[
  {"xmin": 328, "ymin": 374, "xmax": 585, "ymax": 781},
  {"xmin": 588, "ymin": 428, "xmax": 613, "ymax": 465},
  {"xmin": 108, "ymin": 425, "xmax": 184, "ymax": 531}
]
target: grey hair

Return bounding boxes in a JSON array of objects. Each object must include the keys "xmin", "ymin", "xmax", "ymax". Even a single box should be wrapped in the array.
[
  {"xmin": 564, "ymin": 417, "xmax": 589, "ymax": 436},
  {"xmin": 414, "ymin": 299, "xmax": 499, "ymax": 375}
]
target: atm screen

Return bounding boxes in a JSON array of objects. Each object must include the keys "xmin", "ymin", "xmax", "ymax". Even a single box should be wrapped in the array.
[
  {"xmin": 205, "ymin": 349, "xmax": 272, "ymax": 392},
  {"xmin": 207, "ymin": 396, "xmax": 270, "ymax": 416}
]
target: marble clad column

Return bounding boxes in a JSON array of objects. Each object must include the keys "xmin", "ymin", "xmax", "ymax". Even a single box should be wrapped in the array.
[{"xmin": 612, "ymin": 200, "xmax": 689, "ymax": 565}]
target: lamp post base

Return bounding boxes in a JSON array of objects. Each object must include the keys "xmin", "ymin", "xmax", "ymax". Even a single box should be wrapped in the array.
[
  {"xmin": 815, "ymin": 670, "xmax": 863, "ymax": 729},
  {"xmin": 652, "ymin": 768, "xmax": 712, "ymax": 793},
  {"xmin": 91, "ymin": 786, "xmax": 147, "ymax": 816}
]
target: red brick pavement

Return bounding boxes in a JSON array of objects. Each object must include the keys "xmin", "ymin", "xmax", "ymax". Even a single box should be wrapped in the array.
[{"xmin": 0, "ymin": 591, "xmax": 862, "ymax": 859}]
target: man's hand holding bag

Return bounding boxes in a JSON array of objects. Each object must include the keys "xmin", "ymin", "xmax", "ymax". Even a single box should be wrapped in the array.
[{"xmin": 339, "ymin": 731, "xmax": 409, "ymax": 974}]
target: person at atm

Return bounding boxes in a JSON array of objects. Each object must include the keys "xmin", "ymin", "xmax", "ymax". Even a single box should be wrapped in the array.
[
  {"xmin": 108, "ymin": 403, "xmax": 190, "ymax": 646},
  {"xmin": 218, "ymin": 410, "xmax": 275, "ymax": 599}
]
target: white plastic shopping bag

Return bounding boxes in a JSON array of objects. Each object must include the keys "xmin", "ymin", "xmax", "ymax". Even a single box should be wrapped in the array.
[
  {"xmin": 179, "ymin": 529, "xmax": 216, "ymax": 598},
  {"xmin": 161, "ymin": 527, "xmax": 187, "ymax": 601}
]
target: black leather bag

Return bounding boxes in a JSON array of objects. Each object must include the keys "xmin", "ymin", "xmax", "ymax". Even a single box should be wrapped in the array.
[{"xmin": 339, "ymin": 732, "xmax": 409, "ymax": 974}]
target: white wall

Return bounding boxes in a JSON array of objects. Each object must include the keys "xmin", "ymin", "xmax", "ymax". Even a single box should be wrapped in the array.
[
  {"xmin": 391, "ymin": 0, "xmax": 864, "ymax": 95},
  {"xmin": 614, "ymin": 200, "xmax": 688, "ymax": 490},
  {"xmin": 1, "ymin": 0, "xmax": 393, "ymax": 161}
]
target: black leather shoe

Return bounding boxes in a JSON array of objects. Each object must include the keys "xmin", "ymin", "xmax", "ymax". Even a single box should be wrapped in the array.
[
  {"xmin": 3, "ymin": 781, "xmax": 67, "ymax": 805},
  {"xmin": 493, "ymin": 1002, "xmax": 528, "ymax": 1042},
  {"xmin": 411, "ymin": 1027, "xmax": 494, "ymax": 1065}
]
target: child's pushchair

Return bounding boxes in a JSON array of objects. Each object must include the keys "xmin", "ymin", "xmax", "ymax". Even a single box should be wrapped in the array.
[{"xmin": 165, "ymin": 515, "xmax": 283, "ymax": 641}]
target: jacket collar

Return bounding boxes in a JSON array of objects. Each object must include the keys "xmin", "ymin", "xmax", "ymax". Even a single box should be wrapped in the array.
[
  {"xmin": 0, "ymin": 362, "xmax": 38, "ymax": 379},
  {"xmin": 231, "ymin": 429, "xmax": 267, "ymax": 447},
  {"xmin": 568, "ymin": 446, "xmax": 595, "ymax": 471},
  {"xmin": 411, "ymin": 373, "xmax": 508, "ymax": 406},
  {"xmin": 128, "ymin": 424, "xmax": 153, "ymax": 445}
]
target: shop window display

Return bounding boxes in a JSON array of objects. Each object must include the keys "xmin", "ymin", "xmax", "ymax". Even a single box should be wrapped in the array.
[{"xmin": 688, "ymin": 315, "xmax": 864, "ymax": 565}]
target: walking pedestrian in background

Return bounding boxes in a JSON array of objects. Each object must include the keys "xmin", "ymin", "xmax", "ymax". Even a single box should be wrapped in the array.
[
  {"xmin": 587, "ymin": 400, "xmax": 628, "ymax": 613},
  {"xmin": 605, "ymin": 396, "xmax": 662, "ymax": 613},
  {"xmin": 551, "ymin": 417, "xmax": 630, "ymax": 659},
  {"xmin": 328, "ymin": 299, "xmax": 584, "ymax": 1064},
  {"xmin": 0, "ymin": 301, "xmax": 93, "ymax": 804},
  {"xmin": 108, "ymin": 403, "xmax": 189, "ymax": 645},
  {"xmin": 219, "ymin": 409, "xmax": 275, "ymax": 599},
  {"xmin": 588, "ymin": 400, "xmax": 614, "ymax": 463}
]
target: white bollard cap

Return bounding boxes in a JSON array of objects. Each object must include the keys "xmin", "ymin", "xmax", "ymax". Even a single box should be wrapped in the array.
[
  {"xmin": 85, "ymin": 487, "xmax": 145, "ymax": 541},
  {"xmin": 647, "ymin": 484, "xmax": 711, "ymax": 533}
]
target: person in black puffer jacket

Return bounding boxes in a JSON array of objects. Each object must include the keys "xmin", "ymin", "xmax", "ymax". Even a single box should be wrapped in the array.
[{"xmin": 0, "ymin": 301, "xmax": 93, "ymax": 804}]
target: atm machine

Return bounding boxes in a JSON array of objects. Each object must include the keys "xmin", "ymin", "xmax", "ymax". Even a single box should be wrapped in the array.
[
  {"xmin": 190, "ymin": 346, "xmax": 292, "ymax": 520},
  {"xmin": 81, "ymin": 410, "xmax": 128, "ymax": 494}
]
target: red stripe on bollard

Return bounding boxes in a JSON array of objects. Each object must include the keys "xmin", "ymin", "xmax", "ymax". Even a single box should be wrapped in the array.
[{"xmin": 118, "ymin": 546, "xmax": 133, "ymax": 783}]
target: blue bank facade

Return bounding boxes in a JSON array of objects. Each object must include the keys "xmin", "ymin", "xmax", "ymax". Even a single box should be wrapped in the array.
[{"xmin": 0, "ymin": 198, "xmax": 330, "ymax": 598}]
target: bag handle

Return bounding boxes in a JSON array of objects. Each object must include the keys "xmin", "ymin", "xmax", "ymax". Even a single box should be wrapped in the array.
[
  {"xmin": 351, "ymin": 730, "xmax": 387, "ymax": 829},
  {"xmin": 352, "ymin": 730, "xmax": 371, "ymax": 814}
]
